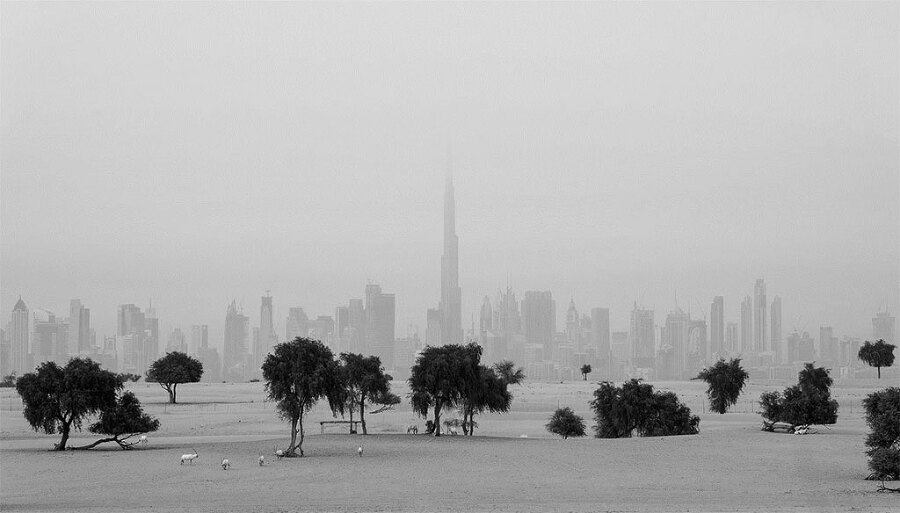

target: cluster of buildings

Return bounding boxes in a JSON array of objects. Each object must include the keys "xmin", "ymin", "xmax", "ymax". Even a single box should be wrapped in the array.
[{"xmin": 3, "ymin": 173, "xmax": 897, "ymax": 383}]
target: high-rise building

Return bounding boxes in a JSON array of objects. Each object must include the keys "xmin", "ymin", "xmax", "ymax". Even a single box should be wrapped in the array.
[
  {"xmin": 223, "ymin": 300, "xmax": 249, "ymax": 380},
  {"xmin": 117, "ymin": 304, "xmax": 152, "ymax": 375},
  {"xmin": 565, "ymin": 299, "xmax": 580, "ymax": 347},
  {"xmin": 770, "ymin": 296, "xmax": 782, "ymax": 361},
  {"xmin": 191, "ymin": 325, "xmax": 208, "ymax": 355},
  {"xmin": 753, "ymin": 279, "xmax": 767, "ymax": 353},
  {"xmin": 335, "ymin": 305, "xmax": 350, "ymax": 350},
  {"xmin": 686, "ymin": 318, "xmax": 708, "ymax": 378},
  {"xmin": 726, "ymin": 322, "xmax": 738, "ymax": 354},
  {"xmin": 166, "ymin": 328, "xmax": 187, "ymax": 354},
  {"xmin": 348, "ymin": 299, "xmax": 365, "ymax": 353},
  {"xmin": 439, "ymin": 169, "xmax": 462, "ymax": 345},
  {"xmin": 630, "ymin": 304, "xmax": 655, "ymax": 369},
  {"xmin": 479, "ymin": 297, "xmax": 493, "ymax": 336},
  {"xmin": 740, "ymin": 296, "xmax": 753, "ymax": 354},
  {"xmin": 873, "ymin": 311, "xmax": 896, "ymax": 344},
  {"xmin": 710, "ymin": 296, "xmax": 724, "ymax": 357},
  {"xmin": 285, "ymin": 307, "xmax": 309, "ymax": 342},
  {"xmin": 426, "ymin": 308, "xmax": 442, "ymax": 346},
  {"xmin": 591, "ymin": 308, "xmax": 610, "ymax": 359},
  {"xmin": 32, "ymin": 309, "xmax": 65, "ymax": 366},
  {"xmin": 257, "ymin": 293, "xmax": 275, "ymax": 369},
  {"xmin": 522, "ymin": 291, "xmax": 555, "ymax": 362},
  {"xmin": 661, "ymin": 309, "xmax": 690, "ymax": 380},
  {"xmin": 365, "ymin": 283, "xmax": 396, "ymax": 370},
  {"xmin": 819, "ymin": 326, "xmax": 837, "ymax": 362},
  {"xmin": 611, "ymin": 331, "xmax": 629, "ymax": 364},
  {"xmin": 68, "ymin": 299, "xmax": 91, "ymax": 355}
]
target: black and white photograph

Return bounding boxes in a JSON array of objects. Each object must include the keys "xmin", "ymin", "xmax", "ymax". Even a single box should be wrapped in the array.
[{"xmin": 1, "ymin": 1, "xmax": 898, "ymax": 511}]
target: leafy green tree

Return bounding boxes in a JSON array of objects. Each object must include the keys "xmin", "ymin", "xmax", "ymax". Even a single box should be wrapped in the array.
[
  {"xmin": 145, "ymin": 352, "xmax": 203, "ymax": 403},
  {"xmin": 15, "ymin": 358, "xmax": 122, "ymax": 450},
  {"xmin": 580, "ymin": 364, "xmax": 592, "ymax": 381},
  {"xmin": 862, "ymin": 387, "xmax": 900, "ymax": 487},
  {"xmin": 546, "ymin": 407, "xmax": 586, "ymax": 439},
  {"xmin": 339, "ymin": 353, "xmax": 399, "ymax": 435},
  {"xmin": 72, "ymin": 391, "xmax": 160, "ymax": 450},
  {"xmin": 591, "ymin": 379, "xmax": 700, "ymax": 438},
  {"xmin": 695, "ymin": 358, "xmax": 749, "ymax": 414},
  {"xmin": 460, "ymin": 364, "xmax": 512, "ymax": 435},
  {"xmin": 492, "ymin": 360, "xmax": 525, "ymax": 385},
  {"xmin": 760, "ymin": 363, "xmax": 838, "ymax": 429},
  {"xmin": 262, "ymin": 337, "xmax": 345, "ymax": 456},
  {"xmin": 408, "ymin": 343, "xmax": 481, "ymax": 436},
  {"xmin": 858, "ymin": 340, "xmax": 896, "ymax": 379}
]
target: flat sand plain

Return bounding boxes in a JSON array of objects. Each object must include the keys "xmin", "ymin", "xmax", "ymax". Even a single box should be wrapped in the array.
[{"xmin": 1, "ymin": 379, "xmax": 897, "ymax": 512}]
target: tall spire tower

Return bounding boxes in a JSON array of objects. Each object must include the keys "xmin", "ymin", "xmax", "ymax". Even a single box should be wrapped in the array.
[{"xmin": 440, "ymin": 158, "xmax": 462, "ymax": 345}]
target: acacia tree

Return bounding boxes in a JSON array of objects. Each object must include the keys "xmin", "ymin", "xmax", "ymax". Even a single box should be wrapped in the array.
[
  {"xmin": 695, "ymin": 358, "xmax": 749, "ymax": 414},
  {"xmin": 145, "ymin": 352, "xmax": 203, "ymax": 403},
  {"xmin": 72, "ymin": 391, "xmax": 160, "ymax": 450},
  {"xmin": 408, "ymin": 343, "xmax": 481, "ymax": 437},
  {"xmin": 546, "ymin": 407, "xmax": 587, "ymax": 439},
  {"xmin": 16, "ymin": 358, "xmax": 122, "ymax": 450},
  {"xmin": 580, "ymin": 364, "xmax": 592, "ymax": 381},
  {"xmin": 339, "ymin": 353, "xmax": 399, "ymax": 435},
  {"xmin": 862, "ymin": 387, "xmax": 900, "ymax": 490},
  {"xmin": 591, "ymin": 379, "xmax": 700, "ymax": 438},
  {"xmin": 760, "ymin": 363, "xmax": 838, "ymax": 430},
  {"xmin": 262, "ymin": 338, "xmax": 344, "ymax": 457},
  {"xmin": 493, "ymin": 360, "xmax": 525, "ymax": 385},
  {"xmin": 459, "ymin": 364, "xmax": 512, "ymax": 435},
  {"xmin": 858, "ymin": 340, "xmax": 896, "ymax": 379}
]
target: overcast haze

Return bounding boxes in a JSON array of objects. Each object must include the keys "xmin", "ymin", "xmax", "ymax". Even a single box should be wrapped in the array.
[{"xmin": 2, "ymin": 2, "xmax": 898, "ymax": 350}]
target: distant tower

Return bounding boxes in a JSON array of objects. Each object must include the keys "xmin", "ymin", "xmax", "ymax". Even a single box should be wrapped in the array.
[
  {"xmin": 740, "ymin": 296, "xmax": 753, "ymax": 354},
  {"xmin": 591, "ymin": 307, "xmax": 610, "ymax": 358},
  {"xmin": 257, "ymin": 292, "xmax": 275, "ymax": 370},
  {"xmin": 753, "ymin": 279, "xmax": 767, "ymax": 353},
  {"xmin": 479, "ymin": 296, "xmax": 493, "ymax": 335},
  {"xmin": 224, "ymin": 300, "xmax": 249, "ymax": 380},
  {"xmin": 8, "ymin": 297, "xmax": 29, "ymax": 374},
  {"xmin": 770, "ymin": 296, "xmax": 782, "ymax": 361},
  {"xmin": 439, "ymin": 166, "xmax": 462, "ymax": 345},
  {"xmin": 365, "ymin": 283, "xmax": 396, "ymax": 370},
  {"xmin": 710, "ymin": 296, "xmax": 724, "ymax": 357},
  {"xmin": 873, "ymin": 310, "xmax": 896, "ymax": 344}
]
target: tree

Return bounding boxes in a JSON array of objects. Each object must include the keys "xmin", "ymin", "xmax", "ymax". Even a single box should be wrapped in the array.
[
  {"xmin": 591, "ymin": 379, "xmax": 700, "ymax": 438},
  {"xmin": 408, "ymin": 343, "xmax": 481, "ymax": 436},
  {"xmin": 695, "ymin": 358, "xmax": 749, "ymax": 414},
  {"xmin": 262, "ymin": 337, "xmax": 344, "ymax": 457},
  {"xmin": 580, "ymin": 364, "xmax": 592, "ymax": 381},
  {"xmin": 0, "ymin": 372, "xmax": 16, "ymax": 388},
  {"xmin": 862, "ymin": 387, "xmax": 900, "ymax": 488},
  {"xmin": 760, "ymin": 363, "xmax": 838, "ymax": 430},
  {"xmin": 493, "ymin": 360, "xmax": 525, "ymax": 385},
  {"xmin": 546, "ymin": 407, "xmax": 586, "ymax": 439},
  {"xmin": 72, "ymin": 391, "xmax": 160, "ymax": 450},
  {"xmin": 15, "ymin": 358, "xmax": 122, "ymax": 450},
  {"xmin": 145, "ymin": 352, "xmax": 203, "ymax": 404},
  {"xmin": 459, "ymin": 364, "xmax": 512, "ymax": 435},
  {"xmin": 859, "ymin": 340, "xmax": 896, "ymax": 379},
  {"xmin": 339, "ymin": 353, "xmax": 399, "ymax": 435}
]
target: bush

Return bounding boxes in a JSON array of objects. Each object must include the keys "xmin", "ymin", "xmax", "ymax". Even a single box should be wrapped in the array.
[
  {"xmin": 590, "ymin": 379, "xmax": 699, "ymax": 438},
  {"xmin": 760, "ymin": 363, "xmax": 838, "ymax": 429},
  {"xmin": 546, "ymin": 407, "xmax": 586, "ymax": 439},
  {"xmin": 863, "ymin": 387, "xmax": 900, "ymax": 481}
]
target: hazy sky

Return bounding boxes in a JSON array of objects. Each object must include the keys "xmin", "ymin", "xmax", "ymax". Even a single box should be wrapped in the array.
[{"xmin": 2, "ymin": 2, "xmax": 898, "ymax": 351}]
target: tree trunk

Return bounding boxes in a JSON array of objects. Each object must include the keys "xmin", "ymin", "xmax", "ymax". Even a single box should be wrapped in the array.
[
  {"xmin": 348, "ymin": 403, "xmax": 355, "ymax": 434},
  {"xmin": 71, "ymin": 437, "xmax": 117, "ymax": 450},
  {"xmin": 583, "ymin": 374, "xmax": 587, "ymax": 381},
  {"xmin": 172, "ymin": 384, "xmax": 177, "ymax": 404},
  {"xmin": 56, "ymin": 422, "xmax": 71, "ymax": 451},
  {"xmin": 433, "ymin": 400, "xmax": 443, "ymax": 437},
  {"xmin": 877, "ymin": 366, "xmax": 881, "ymax": 379},
  {"xmin": 298, "ymin": 413, "xmax": 305, "ymax": 456},
  {"xmin": 360, "ymin": 398, "xmax": 367, "ymax": 435},
  {"xmin": 288, "ymin": 416, "xmax": 299, "ymax": 457}
]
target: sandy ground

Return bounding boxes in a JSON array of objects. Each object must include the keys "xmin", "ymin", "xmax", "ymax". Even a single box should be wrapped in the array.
[{"xmin": 1, "ymin": 380, "xmax": 897, "ymax": 512}]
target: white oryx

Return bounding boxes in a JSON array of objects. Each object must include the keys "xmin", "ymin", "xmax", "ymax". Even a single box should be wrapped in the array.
[
  {"xmin": 357, "ymin": 446, "xmax": 363, "ymax": 457},
  {"xmin": 180, "ymin": 449, "xmax": 199, "ymax": 465},
  {"xmin": 273, "ymin": 445, "xmax": 285, "ymax": 460},
  {"xmin": 406, "ymin": 425, "xmax": 418, "ymax": 434},
  {"xmin": 794, "ymin": 425, "xmax": 811, "ymax": 435},
  {"xmin": 138, "ymin": 435, "xmax": 148, "ymax": 446},
  {"xmin": 258, "ymin": 454, "xmax": 265, "ymax": 466},
  {"xmin": 221, "ymin": 458, "xmax": 231, "ymax": 470}
]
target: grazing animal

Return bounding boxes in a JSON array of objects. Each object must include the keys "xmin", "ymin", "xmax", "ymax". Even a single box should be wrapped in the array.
[
  {"xmin": 448, "ymin": 426, "xmax": 459, "ymax": 436},
  {"xmin": 794, "ymin": 425, "xmax": 810, "ymax": 435},
  {"xmin": 258, "ymin": 454, "xmax": 265, "ymax": 466},
  {"xmin": 221, "ymin": 458, "xmax": 231, "ymax": 470},
  {"xmin": 406, "ymin": 425, "xmax": 418, "ymax": 435},
  {"xmin": 180, "ymin": 449, "xmax": 199, "ymax": 465},
  {"xmin": 357, "ymin": 446, "xmax": 363, "ymax": 457},
  {"xmin": 273, "ymin": 445, "xmax": 285, "ymax": 460},
  {"xmin": 519, "ymin": 434, "xmax": 528, "ymax": 438},
  {"xmin": 138, "ymin": 435, "xmax": 148, "ymax": 446}
]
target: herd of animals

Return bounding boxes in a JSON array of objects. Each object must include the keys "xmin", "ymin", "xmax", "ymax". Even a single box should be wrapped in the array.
[{"xmin": 161, "ymin": 423, "xmax": 442, "ymax": 470}]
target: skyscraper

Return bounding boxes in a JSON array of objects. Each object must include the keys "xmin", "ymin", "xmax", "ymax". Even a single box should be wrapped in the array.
[
  {"xmin": 726, "ymin": 322, "xmax": 738, "ymax": 354},
  {"xmin": 873, "ymin": 311, "xmax": 896, "ymax": 344},
  {"xmin": 630, "ymin": 304, "xmax": 655, "ymax": 368},
  {"xmin": 710, "ymin": 296, "xmax": 724, "ymax": 357},
  {"xmin": 479, "ymin": 296, "xmax": 493, "ymax": 335},
  {"xmin": 753, "ymin": 279, "xmax": 767, "ymax": 353},
  {"xmin": 439, "ymin": 170, "xmax": 462, "ymax": 345},
  {"xmin": 819, "ymin": 326, "xmax": 836, "ymax": 362},
  {"xmin": 117, "ymin": 304, "xmax": 150, "ymax": 375},
  {"xmin": 223, "ymin": 300, "xmax": 249, "ymax": 380},
  {"xmin": 740, "ymin": 296, "xmax": 753, "ymax": 353},
  {"xmin": 770, "ymin": 296, "xmax": 782, "ymax": 362},
  {"xmin": 365, "ymin": 283, "xmax": 396, "ymax": 370},
  {"xmin": 257, "ymin": 293, "xmax": 275, "ymax": 368},
  {"xmin": 191, "ymin": 325, "xmax": 208, "ymax": 354},
  {"xmin": 591, "ymin": 307, "xmax": 610, "ymax": 364},
  {"xmin": 348, "ymin": 299, "xmax": 365, "ymax": 353},
  {"xmin": 522, "ymin": 291, "xmax": 555, "ymax": 362},
  {"xmin": 285, "ymin": 307, "xmax": 309, "ymax": 342}
]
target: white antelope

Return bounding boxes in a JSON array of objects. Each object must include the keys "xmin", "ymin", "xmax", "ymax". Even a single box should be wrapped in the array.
[
  {"xmin": 221, "ymin": 458, "xmax": 231, "ymax": 470},
  {"xmin": 357, "ymin": 446, "xmax": 363, "ymax": 457},
  {"xmin": 180, "ymin": 449, "xmax": 199, "ymax": 465},
  {"xmin": 138, "ymin": 435, "xmax": 148, "ymax": 446},
  {"xmin": 258, "ymin": 454, "xmax": 265, "ymax": 466},
  {"xmin": 406, "ymin": 425, "xmax": 418, "ymax": 434},
  {"xmin": 448, "ymin": 426, "xmax": 459, "ymax": 436},
  {"xmin": 273, "ymin": 445, "xmax": 285, "ymax": 460},
  {"xmin": 794, "ymin": 425, "xmax": 811, "ymax": 435}
]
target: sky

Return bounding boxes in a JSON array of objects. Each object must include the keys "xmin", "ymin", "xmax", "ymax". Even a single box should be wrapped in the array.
[{"xmin": 2, "ymin": 2, "xmax": 898, "ymax": 351}]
